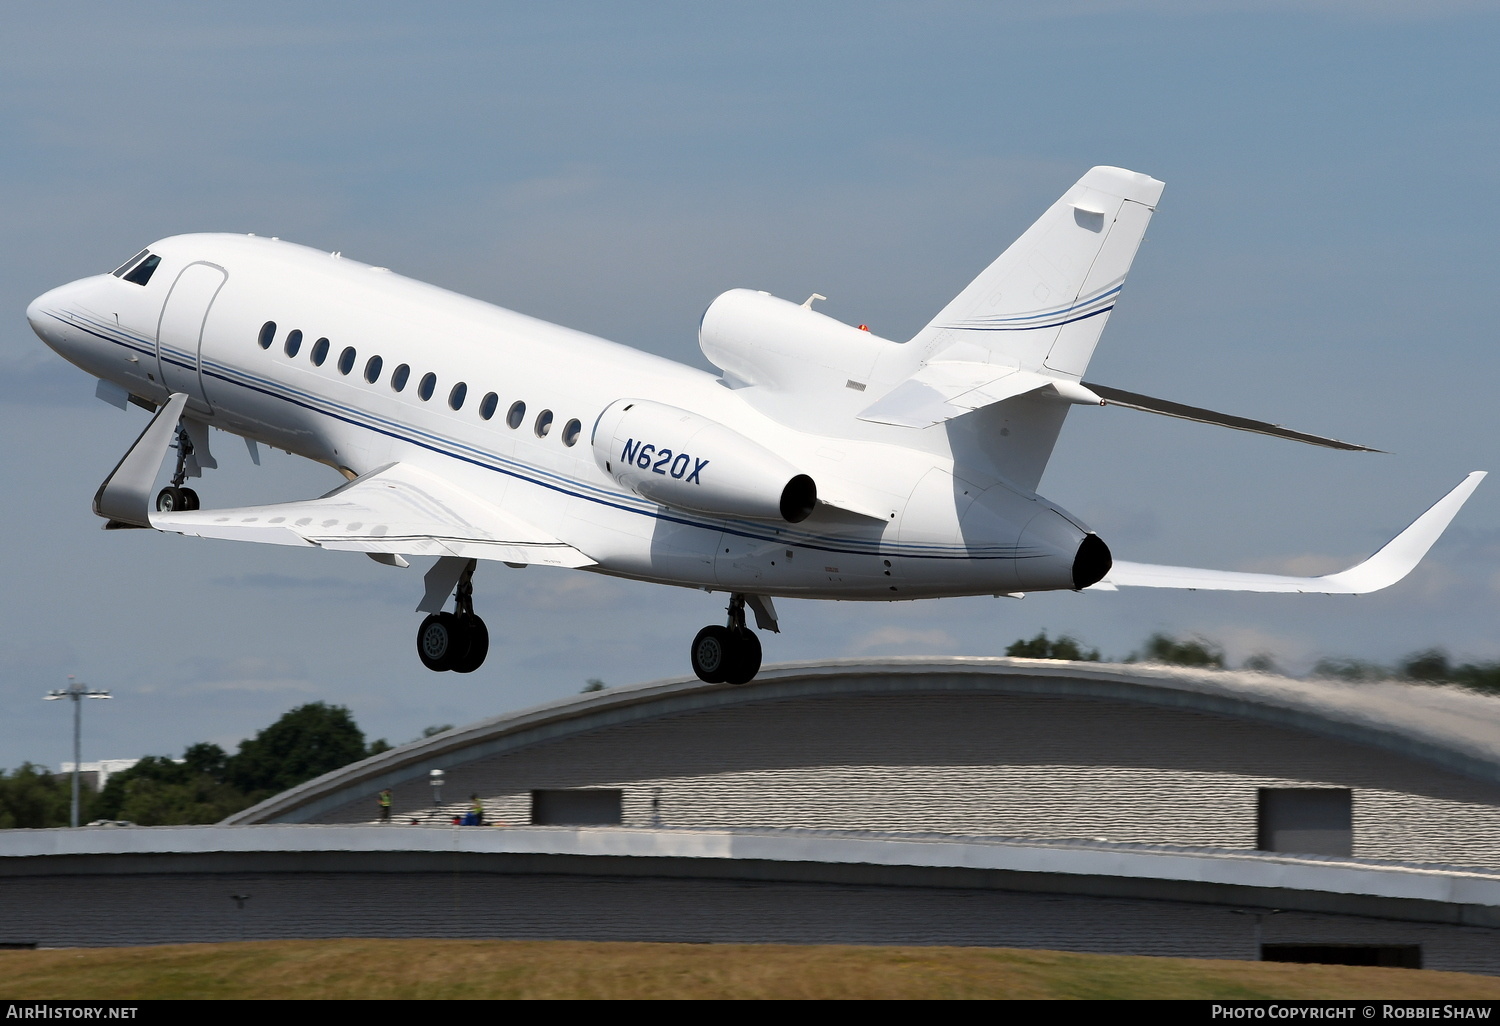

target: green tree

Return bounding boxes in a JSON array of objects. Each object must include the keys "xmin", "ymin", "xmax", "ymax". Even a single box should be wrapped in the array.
[
  {"xmin": 1394, "ymin": 648, "xmax": 1500, "ymax": 695},
  {"xmin": 225, "ymin": 702, "xmax": 370, "ymax": 798},
  {"xmin": 1005, "ymin": 631, "xmax": 1101, "ymax": 661},
  {"xmin": 1136, "ymin": 633, "xmax": 1224, "ymax": 668},
  {"xmin": 1401, "ymin": 648, "xmax": 1452, "ymax": 682},
  {"xmin": 582, "ymin": 678, "xmax": 606, "ymax": 692},
  {"xmin": 0, "ymin": 763, "xmax": 86, "ymax": 829},
  {"xmin": 93, "ymin": 754, "xmax": 247, "ymax": 826},
  {"xmin": 1310, "ymin": 657, "xmax": 1390, "ymax": 682}
]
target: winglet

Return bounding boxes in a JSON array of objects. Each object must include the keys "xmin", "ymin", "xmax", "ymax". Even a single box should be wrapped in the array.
[
  {"xmin": 93, "ymin": 393, "xmax": 188, "ymax": 529},
  {"xmin": 1322, "ymin": 471, "xmax": 1486, "ymax": 593},
  {"xmin": 1094, "ymin": 472, "xmax": 1485, "ymax": 595}
]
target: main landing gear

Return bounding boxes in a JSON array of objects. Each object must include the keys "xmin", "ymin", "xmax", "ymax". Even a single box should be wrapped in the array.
[
  {"xmin": 155, "ymin": 425, "xmax": 200, "ymax": 513},
  {"xmin": 417, "ymin": 558, "xmax": 489, "ymax": 674},
  {"xmin": 690, "ymin": 593, "xmax": 762, "ymax": 686}
]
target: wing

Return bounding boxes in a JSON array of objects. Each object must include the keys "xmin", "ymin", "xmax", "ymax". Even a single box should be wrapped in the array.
[
  {"xmin": 1089, "ymin": 472, "xmax": 1484, "ymax": 594},
  {"xmin": 150, "ymin": 461, "xmax": 595, "ymax": 568}
]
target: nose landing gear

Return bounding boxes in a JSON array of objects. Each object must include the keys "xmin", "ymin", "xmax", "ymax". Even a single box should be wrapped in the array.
[
  {"xmin": 416, "ymin": 558, "xmax": 489, "ymax": 673},
  {"xmin": 155, "ymin": 425, "xmax": 200, "ymax": 512},
  {"xmin": 690, "ymin": 593, "xmax": 762, "ymax": 686}
]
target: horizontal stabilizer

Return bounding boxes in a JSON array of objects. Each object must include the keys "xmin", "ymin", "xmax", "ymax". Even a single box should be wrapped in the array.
[
  {"xmin": 150, "ymin": 462, "xmax": 596, "ymax": 568},
  {"xmin": 858, "ymin": 363, "xmax": 1100, "ymax": 429},
  {"xmin": 1084, "ymin": 382, "xmax": 1383, "ymax": 453},
  {"xmin": 1089, "ymin": 472, "xmax": 1484, "ymax": 594}
]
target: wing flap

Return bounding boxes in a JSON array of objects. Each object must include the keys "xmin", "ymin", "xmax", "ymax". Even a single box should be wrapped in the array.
[
  {"xmin": 1091, "ymin": 472, "xmax": 1484, "ymax": 595},
  {"xmin": 150, "ymin": 462, "xmax": 596, "ymax": 568}
]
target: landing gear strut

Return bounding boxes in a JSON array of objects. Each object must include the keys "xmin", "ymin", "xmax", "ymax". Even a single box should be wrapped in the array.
[
  {"xmin": 155, "ymin": 424, "xmax": 200, "ymax": 513},
  {"xmin": 690, "ymin": 593, "xmax": 762, "ymax": 686},
  {"xmin": 417, "ymin": 558, "xmax": 489, "ymax": 673}
]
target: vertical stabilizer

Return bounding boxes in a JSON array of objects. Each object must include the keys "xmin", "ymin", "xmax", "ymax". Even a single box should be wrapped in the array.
[{"xmin": 911, "ymin": 166, "xmax": 1164, "ymax": 381}]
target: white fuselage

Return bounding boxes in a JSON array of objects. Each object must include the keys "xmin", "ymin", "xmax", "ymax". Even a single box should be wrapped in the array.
[{"xmin": 28, "ymin": 234, "xmax": 1096, "ymax": 601}]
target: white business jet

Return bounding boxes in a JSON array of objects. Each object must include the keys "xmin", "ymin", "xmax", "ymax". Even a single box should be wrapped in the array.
[{"xmin": 27, "ymin": 167, "xmax": 1484, "ymax": 685}]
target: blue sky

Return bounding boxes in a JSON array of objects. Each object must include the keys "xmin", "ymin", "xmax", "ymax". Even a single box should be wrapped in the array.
[{"xmin": 2, "ymin": 2, "xmax": 1497, "ymax": 768}]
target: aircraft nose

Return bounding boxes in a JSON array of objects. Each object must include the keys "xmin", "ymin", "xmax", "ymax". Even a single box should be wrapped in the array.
[{"xmin": 27, "ymin": 281, "xmax": 83, "ymax": 342}]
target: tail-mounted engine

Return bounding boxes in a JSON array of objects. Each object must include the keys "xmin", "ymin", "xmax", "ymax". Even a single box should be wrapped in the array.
[
  {"xmin": 699, "ymin": 288, "xmax": 898, "ymax": 393},
  {"xmin": 592, "ymin": 399, "xmax": 817, "ymax": 523}
]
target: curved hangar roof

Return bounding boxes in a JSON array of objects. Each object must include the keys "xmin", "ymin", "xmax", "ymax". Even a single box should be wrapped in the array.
[{"xmin": 230, "ymin": 657, "xmax": 1500, "ymax": 827}]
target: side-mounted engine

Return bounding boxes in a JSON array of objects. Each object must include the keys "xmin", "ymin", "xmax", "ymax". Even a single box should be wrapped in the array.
[{"xmin": 592, "ymin": 398, "xmax": 817, "ymax": 523}]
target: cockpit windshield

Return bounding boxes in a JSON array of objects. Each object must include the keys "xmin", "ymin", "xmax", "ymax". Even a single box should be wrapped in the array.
[
  {"xmin": 112, "ymin": 250, "xmax": 149, "ymax": 277},
  {"xmin": 112, "ymin": 249, "xmax": 161, "ymax": 285},
  {"xmin": 121, "ymin": 253, "xmax": 161, "ymax": 286}
]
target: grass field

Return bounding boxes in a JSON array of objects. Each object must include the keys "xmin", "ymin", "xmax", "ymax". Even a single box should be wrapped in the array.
[{"xmin": 4, "ymin": 939, "xmax": 1500, "ymax": 1000}]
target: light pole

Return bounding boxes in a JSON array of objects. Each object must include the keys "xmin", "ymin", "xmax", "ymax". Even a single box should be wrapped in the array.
[
  {"xmin": 429, "ymin": 769, "xmax": 445, "ymax": 824},
  {"xmin": 44, "ymin": 676, "xmax": 111, "ymax": 828}
]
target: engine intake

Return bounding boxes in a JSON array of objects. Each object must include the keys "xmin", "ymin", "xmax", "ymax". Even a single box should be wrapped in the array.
[{"xmin": 593, "ymin": 399, "xmax": 817, "ymax": 523}]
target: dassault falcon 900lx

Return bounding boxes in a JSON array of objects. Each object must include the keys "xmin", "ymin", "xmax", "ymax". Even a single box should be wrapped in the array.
[{"xmin": 28, "ymin": 167, "xmax": 1484, "ymax": 684}]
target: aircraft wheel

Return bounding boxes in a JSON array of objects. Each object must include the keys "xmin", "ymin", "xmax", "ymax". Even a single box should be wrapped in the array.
[
  {"xmin": 155, "ymin": 487, "xmax": 186, "ymax": 512},
  {"xmin": 178, "ymin": 487, "xmax": 200, "ymax": 511},
  {"xmin": 451, "ymin": 615, "xmax": 489, "ymax": 674},
  {"xmin": 417, "ymin": 612, "xmax": 464, "ymax": 672},
  {"xmin": 690, "ymin": 625, "xmax": 733, "ymax": 683},
  {"xmin": 723, "ymin": 627, "xmax": 761, "ymax": 686}
]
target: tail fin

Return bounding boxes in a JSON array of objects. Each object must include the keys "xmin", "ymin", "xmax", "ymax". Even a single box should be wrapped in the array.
[{"xmin": 910, "ymin": 166, "xmax": 1164, "ymax": 380}]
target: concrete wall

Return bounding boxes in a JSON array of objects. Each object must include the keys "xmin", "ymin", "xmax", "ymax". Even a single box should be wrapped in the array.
[
  {"xmin": 308, "ymin": 693, "xmax": 1500, "ymax": 868},
  {"xmin": 5, "ymin": 858, "xmax": 1500, "ymax": 975}
]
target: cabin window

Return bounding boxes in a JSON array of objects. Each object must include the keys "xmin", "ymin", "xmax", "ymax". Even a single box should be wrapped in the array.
[
  {"xmin": 534, "ymin": 409, "xmax": 553, "ymax": 438},
  {"xmin": 338, "ymin": 347, "xmax": 356, "ymax": 375},
  {"xmin": 122, "ymin": 254, "xmax": 160, "ymax": 286},
  {"xmin": 479, "ymin": 392, "xmax": 499, "ymax": 421},
  {"xmin": 418, "ymin": 372, "xmax": 436, "ymax": 401},
  {"xmin": 506, "ymin": 401, "xmax": 525, "ymax": 429},
  {"xmin": 112, "ymin": 250, "xmax": 149, "ymax": 277},
  {"xmin": 561, "ymin": 418, "xmax": 581, "ymax": 447},
  {"xmin": 391, "ymin": 364, "xmax": 410, "ymax": 392},
  {"xmin": 449, "ymin": 382, "xmax": 467, "ymax": 411},
  {"xmin": 364, "ymin": 355, "xmax": 383, "ymax": 384},
  {"xmin": 283, "ymin": 329, "xmax": 303, "ymax": 357},
  {"xmin": 258, "ymin": 322, "xmax": 277, "ymax": 349},
  {"xmin": 310, "ymin": 338, "xmax": 330, "ymax": 366}
]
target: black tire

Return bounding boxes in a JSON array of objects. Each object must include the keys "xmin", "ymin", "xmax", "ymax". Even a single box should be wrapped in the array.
[
  {"xmin": 417, "ymin": 612, "xmax": 465, "ymax": 672},
  {"xmin": 690, "ymin": 625, "xmax": 733, "ymax": 683},
  {"xmin": 178, "ymin": 488, "xmax": 200, "ymax": 511},
  {"xmin": 723, "ymin": 627, "xmax": 762, "ymax": 686},
  {"xmin": 451, "ymin": 615, "xmax": 489, "ymax": 673},
  {"xmin": 155, "ymin": 487, "xmax": 185, "ymax": 512}
]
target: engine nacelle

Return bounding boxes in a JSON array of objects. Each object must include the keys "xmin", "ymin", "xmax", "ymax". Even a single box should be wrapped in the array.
[
  {"xmin": 699, "ymin": 288, "xmax": 898, "ymax": 392},
  {"xmin": 592, "ymin": 398, "xmax": 817, "ymax": 523}
]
